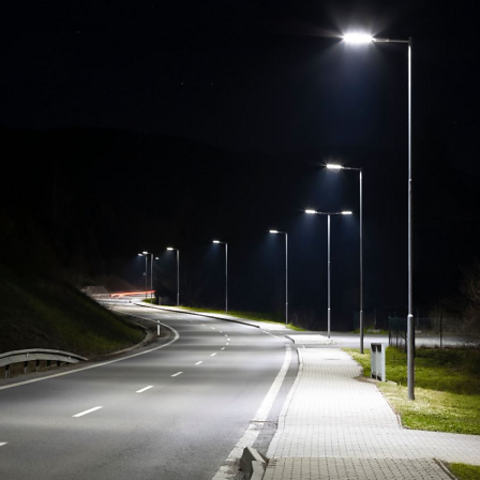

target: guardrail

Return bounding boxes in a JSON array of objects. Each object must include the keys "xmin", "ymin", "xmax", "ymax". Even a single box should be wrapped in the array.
[{"xmin": 0, "ymin": 349, "xmax": 88, "ymax": 378}]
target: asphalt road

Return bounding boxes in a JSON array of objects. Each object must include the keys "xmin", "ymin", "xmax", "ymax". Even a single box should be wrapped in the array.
[{"xmin": 0, "ymin": 302, "xmax": 292, "ymax": 480}]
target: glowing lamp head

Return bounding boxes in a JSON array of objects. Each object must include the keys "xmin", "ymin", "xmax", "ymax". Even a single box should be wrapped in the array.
[
  {"xmin": 167, "ymin": 247, "xmax": 174, "ymax": 251},
  {"xmin": 326, "ymin": 164, "xmax": 344, "ymax": 170},
  {"xmin": 341, "ymin": 211, "xmax": 353, "ymax": 215},
  {"xmin": 305, "ymin": 209, "xmax": 317, "ymax": 215},
  {"xmin": 343, "ymin": 33, "xmax": 374, "ymax": 45},
  {"xmin": 213, "ymin": 240, "xmax": 221, "ymax": 244},
  {"xmin": 142, "ymin": 251, "xmax": 149, "ymax": 255},
  {"xmin": 269, "ymin": 230, "xmax": 280, "ymax": 234}
]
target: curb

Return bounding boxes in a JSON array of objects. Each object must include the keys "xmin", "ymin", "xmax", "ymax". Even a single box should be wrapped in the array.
[{"xmin": 134, "ymin": 302, "xmax": 264, "ymax": 329}]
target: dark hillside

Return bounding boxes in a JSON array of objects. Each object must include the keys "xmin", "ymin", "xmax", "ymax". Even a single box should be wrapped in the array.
[{"xmin": 0, "ymin": 263, "xmax": 143, "ymax": 356}]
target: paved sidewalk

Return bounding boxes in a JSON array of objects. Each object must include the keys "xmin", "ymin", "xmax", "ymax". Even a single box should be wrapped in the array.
[{"xmin": 264, "ymin": 346, "xmax": 480, "ymax": 480}]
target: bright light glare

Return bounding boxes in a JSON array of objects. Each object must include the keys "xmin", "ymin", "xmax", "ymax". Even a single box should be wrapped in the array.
[
  {"xmin": 213, "ymin": 240, "xmax": 221, "ymax": 244},
  {"xmin": 343, "ymin": 33, "xmax": 374, "ymax": 44},
  {"xmin": 305, "ymin": 209, "xmax": 317, "ymax": 215},
  {"xmin": 269, "ymin": 230, "xmax": 279, "ymax": 234},
  {"xmin": 142, "ymin": 251, "xmax": 149, "ymax": 254},
  {"xmin": 167, "ymin": 247, "xmax": 174, "ymax": 250},
  {"xmin": 341, "ymin": 211, "xmax": 353, "ymax": 215},
  {"xmin": 326, "ymin": 164, "xmax": 343, "ymax": 170}
]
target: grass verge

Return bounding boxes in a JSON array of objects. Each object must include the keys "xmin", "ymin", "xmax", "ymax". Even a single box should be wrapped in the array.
[
  {"xmin": 345, "ymin": 346, "xmax": 480, "ymax": 435},
  {"xmin": 447, "ymin": 463, "xmax": 480, "ymax": 480},
  {"xmin": 0, "ymin": 265, "xmax": 144, "ymax": 359},
  {"xmin": 158, "ymin": 305, "xmax": 306, "ymax": 331}
]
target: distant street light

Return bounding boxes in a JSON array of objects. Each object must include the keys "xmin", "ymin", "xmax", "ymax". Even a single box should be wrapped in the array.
[
  {"xmin": 269, "ymin": 230, "xmax": 288, "ymax": 326},
  {"xmin": 326, "ymin": 163, "xmax": 364, "ymax": 353},
  {"xmin": 343, "ymin": 32, "xmax": 415, "ymax": 400},
  {"xmin": 167, "ymin": 247, "xmax": 180, "ymax": 307},
  {"xmin": 305, "ymin": 209, "xmax": 353, "ymax": 337},
  {"xmin": 213, "ymin": 240, "xmax": 228, "ymax": 314},
  {"xmin": 138, "ymin": 251, "xmax": 156, "ymax": 301},
  {"xmin": 138, "ymin": 252, "xmax": 149, "ymax": 299}
]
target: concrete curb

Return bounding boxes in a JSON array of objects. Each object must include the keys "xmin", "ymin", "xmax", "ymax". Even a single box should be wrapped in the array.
[{"xmin": 134, "ymin": 302, "xmax": 264, "ymax": 329}]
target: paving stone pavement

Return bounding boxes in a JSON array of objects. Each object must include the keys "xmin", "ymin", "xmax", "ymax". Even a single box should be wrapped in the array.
[{"xmin": 264, "ymin": 347, "xmax": 480, "ymax": 480}]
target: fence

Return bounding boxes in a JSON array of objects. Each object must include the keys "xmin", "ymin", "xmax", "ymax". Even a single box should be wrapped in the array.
[{"xmin": 388, "ymin": 316, "xmax": 465, "ymax": 349}]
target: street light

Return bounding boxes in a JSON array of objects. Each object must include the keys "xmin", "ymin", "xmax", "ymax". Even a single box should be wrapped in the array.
[
  {"xmin": 343, "ymin": 32, "xmax": 415, "ymax": 400},
  {"xmin": 138, "ymin": 251, "xmax": 157, "ymax": 301},
  {"xmin": 305, "ymin": 209, "xmax": 353, "ymax": 338},
  {"xmin": 269, "ymin": 230, "xmax": 288, "ymax": 326},
  {"xmin": 167, "ymin": 247, "xmax": 180, "ymax": 307},
  {"xmin": 326, "ymin": 163, "xmax": 364, "ymax": 353},
  {"xmin": 213, "ymin": 240, "xmax": 228, "ymax": 314},
  {"xmin": 138, "ymin": 252, "xmax": 149, "ymax": 299}
]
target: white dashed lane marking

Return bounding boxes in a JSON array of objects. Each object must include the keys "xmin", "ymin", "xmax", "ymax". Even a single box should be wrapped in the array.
[
  {"xmin": 171, "ymin": 372, "xmax": 183, "ymax": 377},
  {"xmin": 195, "ymin": 361, "xmax": 203, "ymax": 365},
  {"xmin": 72, "ymin": 406, "xmax": 103, "ymax": 418},
  {"xmin": 136, "ymin": 386, "xmax": 153, "ymax": 393}
]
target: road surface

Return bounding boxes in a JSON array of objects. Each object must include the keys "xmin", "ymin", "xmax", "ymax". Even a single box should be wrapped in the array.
[{"xmin": 0, "ymin": 301, "xmax": 293, "ymax": 480}]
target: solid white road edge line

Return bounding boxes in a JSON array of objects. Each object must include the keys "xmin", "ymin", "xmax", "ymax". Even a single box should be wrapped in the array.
[
  {"xmin": 171, "ymin": 372, "xmax": 183, "ymax": 377},
  {"xmin": 211, "ymin": 346, "xmax": 292, "ymax": 480},
  {"xmin": 72, "ymin": 406, "xmax": 103, "ymax": 418},
  {"xmin": 136, "ymin": 385, "xmax": 154, "ymax": 393},
  {"xmin": 0, "ymin": 317, "xmax": 180, "ymax": 391}
]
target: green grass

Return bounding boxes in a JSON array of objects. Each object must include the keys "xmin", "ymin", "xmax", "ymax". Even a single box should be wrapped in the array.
[
  {"xmin": 0, "ymin": 265, "xmax": 144, "ymax": 358},
  {"xmin": 345, "ymin": 346, "xmax": 480, "ymax": 435},
  {"xmin": 162, "ymin": 305, "xmax": 306, "ymax": 331},
  {"xmin": 447, "ymin": 463, "xmax": 480, "ymax": 480}
]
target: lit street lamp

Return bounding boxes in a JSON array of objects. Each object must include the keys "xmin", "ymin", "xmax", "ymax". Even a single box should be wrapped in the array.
[
  {"xmin": 138, "ymin": 251, "xmax": 157, "ymax": 302},
  {"xmin": 326, "ymin": 163, "xmax": 364, "ymax": 353},
  {"xmin": 167, "ymin": 247, "xmax": 180, "ymax": 307},
  {"xmin": 305, "ymin": 209, "xmax": 353, "ymax": 338},
  {"xmin": 138, "ymin": 252, "xmax": 149, "ymax": 299},
  {"xmin": 343, "ymin": 32, "xmax": 415, "ymax": 400},
  {"xmin": 269, "ymin": 230, "xmax": 288, "ymax": 326},
  {"xmin": 213, "ymin": 240, "xmax": 228, "ymax": 314}
]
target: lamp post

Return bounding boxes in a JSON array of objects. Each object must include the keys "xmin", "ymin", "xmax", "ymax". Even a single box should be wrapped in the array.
[
  {"xmin": 269, "ymin": 230, "xmax": 288, "ymax": 326},
  {"xmin": 343, "ymin": 32, "xmax": 415, "ymax": 400},
  {"xmin": 213, "ymin": 240, "xmax": 228, "ymax": 314},
  {"xmin": 138, "ymin": 251, "xmax": 156, "ymax": 301},
  {"xmin": 326, "ymin": 163, "xmax": 364, "ymax": 353},
  {"xmin": 138, "ymin": 252, "xmax": 149, "ymax": 299},
  {"xmin": 167, "ymin": 247, "xmax": 180, "ymax": 307},
  {"xmin": 305, "ymin": 209, "xmax": 353, "ymax": 338}
]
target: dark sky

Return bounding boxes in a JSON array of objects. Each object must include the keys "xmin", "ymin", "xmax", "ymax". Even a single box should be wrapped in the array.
[{"xmin": 1, "ymin": 0, "xmax": 479, "ymax": 329}]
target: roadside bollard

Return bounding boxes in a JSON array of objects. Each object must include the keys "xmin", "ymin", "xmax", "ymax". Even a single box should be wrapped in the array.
[{"xmin": 157, "ymin": 321, "xmax": 161, "ymax": 337}]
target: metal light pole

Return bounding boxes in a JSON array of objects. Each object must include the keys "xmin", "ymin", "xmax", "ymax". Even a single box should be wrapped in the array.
[
  {"xmin": 326, "ymin": 164, "xmax": 364, "ymax": 353},
  {"xmin": 213, "ymin": 240, "xmax": 228, "ymax": 314},
  {"xmin": 269, "ymin": 230, "xmax": 288, "ymax": 325},
  {"xmin": 167, "ymin": 247, "xmax": 180, "ymax": 306},
  {"xmin": 305, "ymin": 210, "xmax": 353, "ymax": 338},
  {"xmin": 343, "ymin": 33, "xmax": 415, "ymax": 400},
  {"xmin": 138, "ymin": 252, "xmax": 149, "ymax": 299}
]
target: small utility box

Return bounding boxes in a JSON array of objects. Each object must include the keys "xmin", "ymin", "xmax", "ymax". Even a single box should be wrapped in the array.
[{"xmin": 371, "ymin": 343, "xmax": 387, "ymax": 382}]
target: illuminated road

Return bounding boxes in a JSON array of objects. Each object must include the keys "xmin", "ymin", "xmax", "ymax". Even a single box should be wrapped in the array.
[{"xmin": 0, "ymin": 302, "xmax": 293, "ymax": 480}]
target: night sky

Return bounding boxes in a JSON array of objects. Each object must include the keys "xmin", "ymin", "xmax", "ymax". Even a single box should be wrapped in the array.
[{"xmin": 1, "ymin": 0, "xmax": 479, "ymax": 330}]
